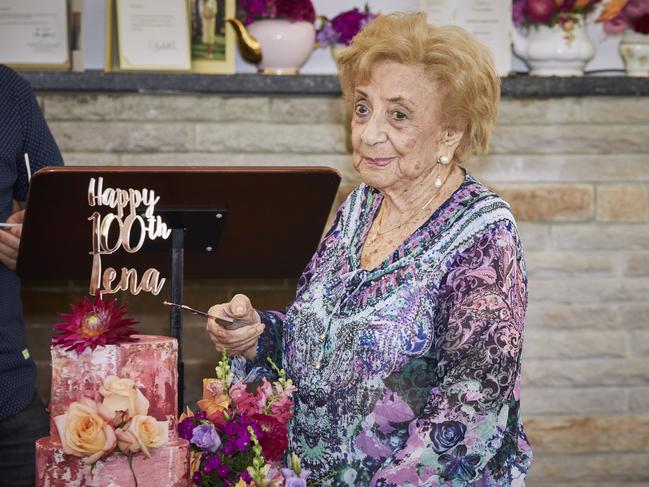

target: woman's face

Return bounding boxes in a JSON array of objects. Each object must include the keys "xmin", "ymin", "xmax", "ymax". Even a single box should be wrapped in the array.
[{"xmin": 351, "ymin": 60, "xmax": 451, "ymax": 194}]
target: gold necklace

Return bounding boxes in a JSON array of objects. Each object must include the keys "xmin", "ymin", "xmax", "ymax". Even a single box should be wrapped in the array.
[{"xmin": 366, "ymin": 169, "xmax": 454, "ymax": 245}]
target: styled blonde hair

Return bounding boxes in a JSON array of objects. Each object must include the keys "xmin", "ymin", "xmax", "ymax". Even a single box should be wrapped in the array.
[{"xmin": 337, "ymin": 12, "xmax": 500, "ymax": 163}]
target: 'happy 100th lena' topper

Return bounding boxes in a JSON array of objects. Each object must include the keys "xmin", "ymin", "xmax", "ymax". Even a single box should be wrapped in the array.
[{"xmin": 88, "ymin": 177, "xmax": 171, "ymax": 297}]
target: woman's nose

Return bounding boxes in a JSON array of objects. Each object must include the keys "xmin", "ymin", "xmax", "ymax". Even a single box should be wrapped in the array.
[{"xmin": 360, "ymin": 113, "xmax": 388, "ymax": 146}]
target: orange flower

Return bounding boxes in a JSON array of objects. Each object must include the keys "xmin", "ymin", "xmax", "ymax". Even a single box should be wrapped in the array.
[
  {"xmin": 575, "ymin": 0, "xmax": 593, "ymax": 7},
  {"xmin": 197, "ymin": 394, "xmax": 230, "ymax": 424},
  {"xmin": 597, "ymin": 0, "xmax": 629, "ymax": 22}
]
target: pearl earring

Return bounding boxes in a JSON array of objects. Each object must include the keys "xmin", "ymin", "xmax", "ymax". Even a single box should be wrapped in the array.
[{"xmin": 434, "ymin": 155, "xmax": 450, "ymax": 188}]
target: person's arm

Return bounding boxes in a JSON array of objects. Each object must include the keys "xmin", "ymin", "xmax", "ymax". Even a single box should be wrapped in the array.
[
  {"xmin": 13, "ymin": 70, "xmax": 64, "ymax": 202},
  {"xmin": 370, "ymin": 222, "xmax": 527, "ymax": 486}
]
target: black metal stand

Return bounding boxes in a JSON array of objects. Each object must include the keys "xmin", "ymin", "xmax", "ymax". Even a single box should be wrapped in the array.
[{"xmin": 170, "ymin": 228, "xmax": 185, "ymax": 413}]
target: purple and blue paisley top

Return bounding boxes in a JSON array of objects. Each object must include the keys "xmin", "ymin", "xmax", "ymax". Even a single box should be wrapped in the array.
[{"xmin": 248, "ymin": 171, "xmax": 532, "ymax": 486}]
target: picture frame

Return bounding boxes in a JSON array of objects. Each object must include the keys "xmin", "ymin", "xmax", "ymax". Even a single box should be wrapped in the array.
[
  {"xmin": 190, "ymin": 0, "xmax": 236, "ymax": 74},
  {"xmin": 419, "ymin": 0, "xmax": 513, "ymax": 76},
  {"xmin": 105, "ymin": 0, "xmax": 192, "ymax": 72},
  {"xmin": 0, "ymin": 0, "xmax": 70, "ymax": 70}
]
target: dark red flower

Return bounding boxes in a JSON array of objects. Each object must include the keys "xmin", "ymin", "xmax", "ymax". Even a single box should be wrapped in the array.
[
  {"xmin": 249, "ymin": 414, "xmax": 288, "ymax": 462},
  {"xmin": 52, "ymin": 293, "xmax": 138, "ymax": 353},
  {"xmin": 523, "ymin": 0, "xmax": 557, "ymax": 23},
  {"xmin": 275, "ymin": 0, "xmax": 316, "ymax": 23}
]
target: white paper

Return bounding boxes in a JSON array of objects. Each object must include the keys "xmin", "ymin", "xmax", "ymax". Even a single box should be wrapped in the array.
[
  {"xmin": 0, "ymin": 0, "xmax": 69, "ymax": 66},
  {"xmin": 116, "ymin": 0, "xmax": 190, "ymax": 70}
]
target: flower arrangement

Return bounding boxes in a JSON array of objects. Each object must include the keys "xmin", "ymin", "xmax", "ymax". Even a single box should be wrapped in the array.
[
  {"xmin": 513, "ymin": 0, "xmax": 602, "ymax": 27},
  {"xmin": 238, "ymin": 0, "xmax": 316, "ymax": 25},
  {"xmin": 316, "ymin": 4, "xmax": 377, "ymax": 48},
  {"xmin": 596, "ymin": 0, "xmax": 649, "ymax": 34},
  {"xmin": 53, "ymin": 293, "xmax": 138, "ymax": 353},
  {"xmin": 54, "ymin": 375, "xmax": 168, "ymax": 480},
  {"xmin": 178, "ymin": 351, "xmax": 308, "ymax": 486}
]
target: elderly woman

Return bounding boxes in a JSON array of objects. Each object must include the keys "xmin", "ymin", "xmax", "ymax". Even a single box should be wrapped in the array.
[{"xmin": 207, "ymin": 12, "xmax": 532, "ymax": 486}]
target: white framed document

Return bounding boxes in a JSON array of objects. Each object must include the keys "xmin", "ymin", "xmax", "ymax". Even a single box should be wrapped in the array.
[
  {"xmin": 0, "ymin": 0, "xmax": 70, "ymax": 70},
  {"xmin": 109, "ymin": 0, "xmax": 191, "ymax": 71},
  {"xmin": 420, "ymin": 0, "xmax": 512, "ymax": 76}
]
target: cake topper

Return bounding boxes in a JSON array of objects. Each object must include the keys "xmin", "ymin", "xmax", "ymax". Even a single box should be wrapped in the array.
[{"xmin": 88, "ymin": 177, "xmax": 171, "ymax": 297}]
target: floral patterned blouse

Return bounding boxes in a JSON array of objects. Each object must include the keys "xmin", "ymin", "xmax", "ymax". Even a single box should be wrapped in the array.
[{"xmin": 246, "ymin": 171, "xmax": 533, "ymax": 486}]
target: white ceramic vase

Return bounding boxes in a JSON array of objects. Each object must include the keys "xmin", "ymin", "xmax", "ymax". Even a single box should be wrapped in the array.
[
  {"xmin": 512, "ymin": 19, "xmax": 596, "ymax": 76},
  {"xmin": 619, "ymin": 30, "xmax": 649, "ymax": 77},
  {"xmin": 247, "ymin": 19, "xmax": 315, "ymax": 75}
]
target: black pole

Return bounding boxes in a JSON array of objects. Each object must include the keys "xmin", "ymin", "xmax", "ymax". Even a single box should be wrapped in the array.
[{"xmin": 170, "ymin": 228, "xmax": 185, "ymax": 413}]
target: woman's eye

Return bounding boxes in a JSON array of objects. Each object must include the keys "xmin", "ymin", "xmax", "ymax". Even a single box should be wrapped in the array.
[
  {"xmin": 354, "ymin": 103, "xmax": 369, "ymax": 116},
  {"xmin": 392, "ymin": 111, "xmax": 408, "ymax": 121}
]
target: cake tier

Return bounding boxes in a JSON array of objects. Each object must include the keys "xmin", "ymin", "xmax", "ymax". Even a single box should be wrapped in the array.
[
  {"xmin": 49, "ymin": 335, "xmax": 178, "ymax": 442},
  {"xmin": 36, "ymin": 437, "xmax": 190, "ymax": 487}
]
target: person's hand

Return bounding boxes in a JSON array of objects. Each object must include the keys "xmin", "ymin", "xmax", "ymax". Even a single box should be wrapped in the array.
[
  {"xmin": 0, "ymin": 209, "xmax": 25, "ymax": 271},
  {"xmin": 206, "ymin": 294, "xmax": 265, "ymax": 360}
]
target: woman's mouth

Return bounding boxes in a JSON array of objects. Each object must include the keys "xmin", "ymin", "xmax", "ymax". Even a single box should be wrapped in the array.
[{"xmin": 364, "ymin": 156, "xmax": 395, "ymax": 167}]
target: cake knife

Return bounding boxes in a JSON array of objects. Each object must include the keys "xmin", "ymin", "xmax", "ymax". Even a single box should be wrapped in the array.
[{"xmin": 163, "ymin": 301, "xmax": 248, "ymax": 330}]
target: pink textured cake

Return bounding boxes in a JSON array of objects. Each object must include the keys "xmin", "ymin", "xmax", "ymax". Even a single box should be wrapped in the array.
[{"xmin": 36, "ymin": 335, "xmax": 190, "ymax": 487}]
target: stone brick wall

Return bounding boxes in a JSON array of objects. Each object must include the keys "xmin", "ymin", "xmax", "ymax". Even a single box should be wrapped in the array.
[{"xmin": 23, "ymin": 93, "xmax": 649, "ymax": 486}]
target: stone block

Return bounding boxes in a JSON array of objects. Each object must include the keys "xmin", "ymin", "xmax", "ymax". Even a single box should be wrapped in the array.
[
  {"xmin": 466, "ymin": 154, "xmax": 649, "ymax": 183},
  {"xmin": 220, "ymin": 97, "xmax": 271, "ymax": 121},
  {"xmin": 522, "ymin": 358, "xmax": 649, "ymax": 387},
  {"xmin": 515, "ymin": 223, "xmax": 550, "ymax": 250},
  {"xmin": 597, "ymin": 184, "xmax": 649, "ymax": 222},
  {"xmin": 498, "ymin": 97, "xmax": 649, "ymax": 125},
  {"xmin": 633, "ymin": 330, "xmax": 649, "ymax": 356},
  {"xmin": 114, "ymin": 95, "xmax": 226, "ymax": 121},
  {"xmin": 491, "ymin": 125, "xmax": 649, "ymax": 155},
  {"xmin": 50, "ymin": 122, "xmax": 194, "ymax": 152},
  {"xmin": 493, "ymin": 184, "xmax": 593, "ymax": 222},
  {"xmin": 43, "ymin": 94, "xmax": 117, "ymax": 120},
  {"xmin": 524, "ymin": 251, "xmax": 616, "ymax": 277},
  {"xmin": 529, "ymin": 277, "xmax": 649, "ymax": 304},
  {"xmin": 524, "ymin": 415, "xmax": 649, "ymax": 453},
  {"xmin": 525, "ymin": 303, "xmax": 622, "ymax": 330},
  {"xmin": 523, "ymin": 330, "xmax": 628, "ymax": 359},
  {"xmin": 61, "ymin": 152, "xmax": 120, "ymax": 166},
  {"xmin": 551, "ymin": 224, "xmax": 649, "ymax": 250},
  {"xmin": 118, "ymin": 152, "xmax": 356, "ymax": 181},
  {"xmin": 629, "ymin": 387, "xmax": 649, "ymax": 412},
  {"xmin": 621, "ymin": 305, "xmax": 649, "ymax": 329},
  {"xmin": 195, "ymin": 123, "xmax": 347, "ymax": 154},
  {"xmin": 269, "ymin": 97, "xmax": 346, "ymax": 124},
  {"xmin": 623, "ymin": 252, "xmax": 649, "ymax": 276},
  {"xmin": 528, "ymin": 452, "xmax": 649, "ymax": 482},
  {"xmin": 521, "ymin": 387, "xmax": 628, "ymax": 415}
]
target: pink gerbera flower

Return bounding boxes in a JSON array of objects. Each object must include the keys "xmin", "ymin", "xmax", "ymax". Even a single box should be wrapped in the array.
[{"xmin": 52, "ymin": 294, "xmax": 138, "ymax": 353}]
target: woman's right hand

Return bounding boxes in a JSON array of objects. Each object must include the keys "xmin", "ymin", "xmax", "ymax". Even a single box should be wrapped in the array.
[{"xmin": 206, "ymin": 294, "xmax": 265, "ymax": 361}]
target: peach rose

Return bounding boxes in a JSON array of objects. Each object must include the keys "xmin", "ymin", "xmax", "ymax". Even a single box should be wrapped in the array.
[
  {"xmin": 116, "ymin": 415, "xmax": 168, "ymax": 457},
  {"xmin": 100, "ymin": 375, "xmax": 149, "ymax": 418},
  {"xmin": 53, "ymin": 398, "xmax": 117, "ymax": 464}
]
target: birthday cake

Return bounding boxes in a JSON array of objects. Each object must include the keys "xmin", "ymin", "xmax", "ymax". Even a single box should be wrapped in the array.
[{"xmin": 35, "ymin": 296, "xmax": 190, "ymax": 486}]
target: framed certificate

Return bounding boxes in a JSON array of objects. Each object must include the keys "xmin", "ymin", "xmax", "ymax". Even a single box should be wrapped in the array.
[
  {"xmin": 106, "ymin": 0, "xmax": 191, "ymax": 71},
  {"xmin": 190, "ymin": 0, "xmax": 236, "ymax": 74},
  {"xmin": 0, "ymin": 0, "xmax": 70, "ymax": 70},
  {"xmin": 420, "ymin": 0, "xmax": 512, "ymax": 76}
]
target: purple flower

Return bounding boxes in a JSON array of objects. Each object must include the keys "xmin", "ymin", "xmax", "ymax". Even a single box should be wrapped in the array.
[
  {"xmin": 215, "ymin": 463, "xmax": 230, "ymax": 478},
  {"xmin": 523, "ymin": 0, "xmax": 556, "ymax": 24},
  {"xmin": 194, "ymin": 411, "xmax": 207, "ymax": 421},
  {"xmin": 281, "ymin": 467, "xmax": 311, "ymax": 487},
  {"xmin": 512, "ymin": 0, "xmax": 526, "ymax": 26},
  {"xmin": 604, "ymin": 14, "xmax": 629, "ymax": 35},
  {"xmin": 178, "ymin": 417, "xmax": 197, "ymax": 441},
  {"xmin": 192, "ymin": 471, "xmax": 203, "ymax": 485},
  {"xmin": 316, "ymin": 23, "xmax": 340, "ymax": 47},
  {"xmin": 241, "ymin": 470, "xmax": 253, "ymax": 482},
  {"xmin": 191, "ymin": 423, "xmax": 221, "ymax": 453},
  {"xmin": 202, "ymin": 453, "xmax": 222, "ymax": 473},
  {"xmin": 429, "ymin": 421, "xmax": 467, "ymax": 454},
  {"xmin": 332, "ymin": 8, "xmax": 367, "ymax": 45}
]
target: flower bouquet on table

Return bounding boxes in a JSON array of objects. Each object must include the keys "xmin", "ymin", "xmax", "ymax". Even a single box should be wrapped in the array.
[
  {"xmin": 513, "ymin": 0, "xmax": 602, "ymax": 30},
  {"xmin": 316, "ymin": 4, "xmax": 377, "ymax": 59},
  {"xmin": 239, "ymin": 0, "xmax": 316, "ymax": 25},
  {"xmin": 179, "ymin": 351, "xmax": 310, "ymax": 486},
  {"xmin": 596, "ymin": 0, "xmax": 649, "ymax": 34}
]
